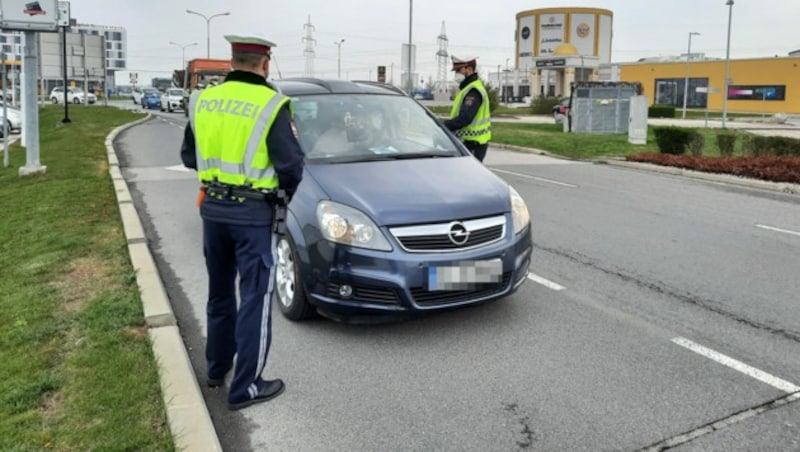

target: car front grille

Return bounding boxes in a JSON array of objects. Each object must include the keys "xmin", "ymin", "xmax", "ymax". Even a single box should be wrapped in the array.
[
  {"xmin": 411, "ymin": 272, "xmax": 512, "ymax": 306},
  {"xmin": 389, "ymin": 215, "xmax": 506, "ymax": 253}
]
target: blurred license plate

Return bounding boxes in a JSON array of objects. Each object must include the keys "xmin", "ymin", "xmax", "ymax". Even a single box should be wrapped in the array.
[{"xmin": 428, "ymin": 259, "xmax": 502, "ymax": 291}]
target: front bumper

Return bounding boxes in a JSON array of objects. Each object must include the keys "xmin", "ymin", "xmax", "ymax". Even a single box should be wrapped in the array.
[{"xmin": 300, "ymin": 222, "xmax": 532, "ymax": 317}]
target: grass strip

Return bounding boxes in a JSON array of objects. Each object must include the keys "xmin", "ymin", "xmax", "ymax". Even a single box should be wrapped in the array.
[{"xmin": 0, "ymin": 105, "xmax": 174, "ymax": 450}]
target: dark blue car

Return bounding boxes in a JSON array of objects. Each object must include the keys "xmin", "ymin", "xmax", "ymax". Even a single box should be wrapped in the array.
[{"xmin": 272, "ymin": 79, "xmax": 532, "ymax": 322}]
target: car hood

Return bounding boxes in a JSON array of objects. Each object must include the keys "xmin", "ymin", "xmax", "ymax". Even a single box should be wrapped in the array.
[{"xmin": 306, "ymin": 156, "xmax": 509, "ymax": 226}]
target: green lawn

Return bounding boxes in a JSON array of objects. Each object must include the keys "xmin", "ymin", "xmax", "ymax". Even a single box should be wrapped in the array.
[
  {"xmin": 489, "ymin": 122, "xmax": 745, "ymax": 160},
  {"xmin": 0, "ymin": 106, "xmax": 174, "ymax": 450}
]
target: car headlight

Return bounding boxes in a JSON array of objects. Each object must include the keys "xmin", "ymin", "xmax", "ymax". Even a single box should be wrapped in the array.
[
  {"xmin": 509, "ymin": 186, "xmax": 530, "ymax": 234},
  {"xmin": 316, "ymin": 200, "xmax": 392, "ymax": 251}
]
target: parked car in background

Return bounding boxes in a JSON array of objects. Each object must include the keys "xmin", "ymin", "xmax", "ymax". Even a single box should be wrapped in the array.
[
  {"xmin": 0, "ymin": 104, "xmax": 22, "ymax": 137},
  {"xmin": 160, "ymin": 88, "xmax": 184, "ymax": 112},
  {"xmin": 49, "ymin": 87, "xmax": 97, "ymax": 105},
  {"xmin": 140, "ymin": 90, "xmax": 161, "ymax": 110},
  {"xmin": 553, "ymin": 98, "xmax": 570, "ymax": 123},
  {"xmin": 132, "ymin": 87, "xmax": 159, "ymax": 105},
  {"xmin": 270, "ymin": 78, "xmax": 532, "ymax": 322}
]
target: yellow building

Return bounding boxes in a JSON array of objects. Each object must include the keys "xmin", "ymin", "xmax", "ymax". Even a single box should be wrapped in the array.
[{"xmin": 619, "ymin": 57, "xmax": 800, "ymax": 114}]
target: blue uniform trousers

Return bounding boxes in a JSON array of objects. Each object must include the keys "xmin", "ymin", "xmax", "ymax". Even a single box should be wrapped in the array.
[{"xmin": 203, "ymin": 219, "xmax": 277, "ymax": 404}]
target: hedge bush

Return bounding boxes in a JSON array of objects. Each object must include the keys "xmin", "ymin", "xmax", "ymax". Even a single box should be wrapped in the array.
[
  {"xmin": 653, "ymin": 127, "xmax": 698, "ymax": 155},
  {"xmin": 716, "ymin": 133, "xmax": 737, "ymax": 157},
  {"xmin": 648, "ymin": 104, "xmax": 675, "ymax": 118},
  {"xmin": 688, "ymin": 133, "xmax": 705, "ymax": 157},
  {"xmin": 531, "ymin": 96, "xmax": 563, "ymax": 115},
  {"xmin": 742, "ymin": 135, "xmax": 800, "ymax": 157}
]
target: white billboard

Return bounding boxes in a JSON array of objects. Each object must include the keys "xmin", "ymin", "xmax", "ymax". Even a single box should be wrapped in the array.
[
  {"xmin": 0, "ymin": 0, "xmax": 58, "ymax": 31},
  {"xmin": 56, "ymin": 0, "xmax": 69, "ymax": 27},
  {"xmin": 570, "ymin": 13, "xmax": 596, "ymax": 57},
  {"xmin": 537, "ymin": 13, "xmax": 565, "ymax": 56}
]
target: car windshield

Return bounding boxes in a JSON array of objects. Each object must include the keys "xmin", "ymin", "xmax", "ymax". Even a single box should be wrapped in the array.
[
  {"xmin": 291, "ymin": 94, "xmax": 461, "ymax": 163},
  {"xmin": 168, "ymin": 89, "xmax": 183, "ymax": 96}
]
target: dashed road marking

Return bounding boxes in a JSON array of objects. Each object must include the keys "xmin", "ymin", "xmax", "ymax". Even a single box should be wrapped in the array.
[
  {"xmin": 672, "ymin": 337, "xmax": 800, "ymax": 393},
  {"xmin": 493, "ymin": 169, "xmax": 578, "ymax": 188},
  {"xmin": 165, "ymin": 165, "xmax": 192, "ymax": 172},
  {"xmin": 527, "ymin": 272, "xmax": 565, "ymax": 291},
  {"xmin": 756, "ymin": 224, "xmax": 800, "ymax": 237}
]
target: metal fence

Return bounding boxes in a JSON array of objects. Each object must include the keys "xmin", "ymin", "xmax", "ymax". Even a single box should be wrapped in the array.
[{"xmin": 571, "ymin": 82, "xmax": 642, "ymax": 134}]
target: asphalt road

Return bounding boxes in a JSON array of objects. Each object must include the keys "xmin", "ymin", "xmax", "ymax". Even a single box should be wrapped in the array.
[{"xmin": 115, "ymin": 109, "xmax": 800, "ymax": 451}]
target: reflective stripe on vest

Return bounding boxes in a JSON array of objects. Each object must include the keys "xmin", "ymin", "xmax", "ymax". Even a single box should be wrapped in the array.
[
  {"xmin": 449, "ymin": 79, "xmax": 492, "ymax": 144},
  {"xmin": 189, "ymin": 82, "xmax": 288, "ymax": 189}
]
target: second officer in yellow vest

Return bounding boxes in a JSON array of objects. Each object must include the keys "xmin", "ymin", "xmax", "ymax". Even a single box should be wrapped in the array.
[
  {"xmin": 180, "ymin": 34, "xmax": 305, "ymax": 411},
  {"xmin": 443, "ymin": 55, "xmax": 492, "ymax": 162}
]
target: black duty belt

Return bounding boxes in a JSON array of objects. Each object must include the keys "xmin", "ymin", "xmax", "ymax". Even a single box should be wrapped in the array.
[{"xmin": 203, "ymin": 182, "xmax": 279, "ymax": 202}]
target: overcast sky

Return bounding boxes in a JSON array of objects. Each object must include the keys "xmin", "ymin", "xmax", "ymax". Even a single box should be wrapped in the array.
[{"xmin": 67, "ymin": 0, "xmax": 800, "ymax": 86}]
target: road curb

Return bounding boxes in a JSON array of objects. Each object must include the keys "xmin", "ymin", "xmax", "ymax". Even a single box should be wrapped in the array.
[
  {"xmin": 106, "ymin": 113, "xmax": 222, "ymax": 452},
  {"xmin": 491, "ymin": 143, "xmax": 800, "ymax": 195}
]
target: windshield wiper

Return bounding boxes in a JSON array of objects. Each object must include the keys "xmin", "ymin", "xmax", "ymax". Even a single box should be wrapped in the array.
[{"xmin": 362, "ymin": 151, "xmax": 455, "ymax": 161}]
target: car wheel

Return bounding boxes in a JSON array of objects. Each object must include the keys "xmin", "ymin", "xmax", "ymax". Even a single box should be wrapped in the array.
[
  {"xmin": 275, "ymin": 234, "xmax": 315, "ymax": 321},
  {"xmin": 72, "ymin": 98, "xmax": 80, "ymax": 104},
  {"xmin": 168, "ymin": 105, "xmax": 173, "ymax": 113},
  {"xmin": 51, "ymin": 97, "xmax": 58, "ymax": 104}
]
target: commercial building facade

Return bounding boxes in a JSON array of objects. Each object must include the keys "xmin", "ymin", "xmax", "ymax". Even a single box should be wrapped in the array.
[
  {"xmin": 0, "ymin": 20, "xmax": 126, "ymax": 101},
  {"xmin": 500, "ymin": 7, "xmax": 613, "ymax": 100},
  {"xmin": 617, "ymin": 57, "xmax": 800, "ymax": 114},
  {"xmin": 496, "ymin": 6, "xmax": 798, "ymax": 114}
]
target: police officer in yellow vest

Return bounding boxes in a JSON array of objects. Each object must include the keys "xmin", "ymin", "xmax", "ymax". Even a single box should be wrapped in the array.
[
  {"xmin": 180, "ymin": 34, "xmax": 305, "ymax": 411},
  {"xmin": 443, "ymin": 56, "xmax": 492, "ymax": 162}
]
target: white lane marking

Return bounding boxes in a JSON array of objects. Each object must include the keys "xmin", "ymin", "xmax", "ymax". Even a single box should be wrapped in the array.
[
  {"xmin": 672, "ymin": 337, "xmax": 800, "ymax": 393},
  {"xmin": 492, "ymin": 169, "xmax": 578, "ymax": 188},
  {"xmin": 527, "ymin": 272, "xmax": 565, "ymax": 291},
  {"xmin": 756, "ymin": 224, "xmax": 800, "ymax": 237},
  {"xmin": 165, "ymin": 164, "xmax": 192, "ymax": 172}
]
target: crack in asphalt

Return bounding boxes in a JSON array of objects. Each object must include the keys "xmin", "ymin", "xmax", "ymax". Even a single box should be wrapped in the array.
[
  {"xmin": 503, "ymin": 403, "xmax": 536, "ymax": 449},
  {"xmin": 536, "ymin": 245, "xmax": 800, "ymax": 344},
  {"xmin": 638, "ymin": 391, "xmax": 800, "ymax": 451}
]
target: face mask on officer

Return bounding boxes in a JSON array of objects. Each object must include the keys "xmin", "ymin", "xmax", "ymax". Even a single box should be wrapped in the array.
[{"xmin": 453, "ymin": 67, "xmax": 466, "ymax": 83}]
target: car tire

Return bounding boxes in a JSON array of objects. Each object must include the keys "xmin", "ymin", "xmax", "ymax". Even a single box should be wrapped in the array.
[
  {"xmin": 168, "ymin": 105, "xmax": 173, "ymax": 113},
  {"xmin": 275, "ymin": 234, "xmax": 315, "ymax": 321},
  {"xmin": 51, "ymin": 97, "xmax": 58, "ymax": 104},
  {"xmin": 72, "ymin": 98, "xmax": 80, "ymax": 104}
]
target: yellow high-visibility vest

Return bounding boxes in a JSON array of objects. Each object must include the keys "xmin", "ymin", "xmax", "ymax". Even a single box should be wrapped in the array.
[
  {"xmin": 449, "ymin": 79, "xmax": 492, "ymax": 144},
  {"xmin": 190, "ymin": 81, "xmax": 288, "ymax": 189}
]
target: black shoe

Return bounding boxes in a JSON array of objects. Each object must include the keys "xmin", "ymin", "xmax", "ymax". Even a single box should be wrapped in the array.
[
  {"xmin": 227, "ymin": 379, "xmax": 285, "ymax": 411},
  {"xmin": 207, "ymin": 377, "xmax": 225, "ymax": 388}
]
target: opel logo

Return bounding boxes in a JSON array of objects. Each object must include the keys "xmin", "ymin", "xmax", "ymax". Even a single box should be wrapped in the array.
[{"xmin": 448, "ymin": 222, "xmax": 470, "ymax": 246}]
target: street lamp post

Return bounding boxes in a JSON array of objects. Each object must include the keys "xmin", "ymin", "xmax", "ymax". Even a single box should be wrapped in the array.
[
  {"xmin": 497, "ymin": 64, "xmax": 501, "ymax": 104},
  {"xmin": 185, "ymin": 9, "xmax": 230, "ymax": 58},
  {"xmin": 170, "ymin": 41, "xmax": 198, "ymax": 69},
  {"xmin": 406, "ymin": 0, "xmax": 413, "ymax": 93},
  {"xmin": 722, "ymin": 0, "xmax": 734, "ymax": 128},
  {"xmin": 334, "ymin": 39, "xmax": 345, "ymax": 79},
  {"xmin": 682, "ymin": 31, "xmax": 700, "ymax": 120}
]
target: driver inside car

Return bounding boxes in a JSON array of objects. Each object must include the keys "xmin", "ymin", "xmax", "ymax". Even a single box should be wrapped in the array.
[{"xmin": 311, "ymin": 104, "xmax": 385, "ymax": 155}]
